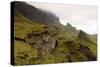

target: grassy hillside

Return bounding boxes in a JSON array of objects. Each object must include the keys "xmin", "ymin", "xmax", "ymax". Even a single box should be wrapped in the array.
[{"xmin": 12, "ymin": 1, "xmax": 97, "ymax": 65}]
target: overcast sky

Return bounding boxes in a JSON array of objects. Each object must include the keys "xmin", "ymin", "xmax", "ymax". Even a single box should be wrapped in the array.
[{"xmin": 27, "ymin": 2, "xmax": 98, "ymax": 34}]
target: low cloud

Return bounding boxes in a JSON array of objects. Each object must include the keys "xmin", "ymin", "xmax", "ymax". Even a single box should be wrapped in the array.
[{"xmin": 27, "ymin": 2, "xmax": 98, "ymax": 34}]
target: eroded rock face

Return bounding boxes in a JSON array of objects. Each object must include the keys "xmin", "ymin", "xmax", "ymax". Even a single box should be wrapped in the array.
[
  {"xmin": 65, "ymin": 41, "xmax": 96, "ymax": 61},
  {"xmin": 78, "ymin": 30, "xmax": 89, "ymax": 40},
  {"xmin": 78, "ymin": 43, "xmax": 96, "ymax": 61},
  {"xmin": 25, "ymin": 30, "xmax": 57, "ymax": 55}
]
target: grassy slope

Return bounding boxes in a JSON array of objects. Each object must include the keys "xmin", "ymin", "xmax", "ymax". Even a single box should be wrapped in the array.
[
  {"xmin": 14, "ymin": 10, "xmax": 97, "ymax": 65},
  {"xmin": 14, "ymin": 11, "xmax": 47, "ymax": 65},
  {"xmin": 14, "ymin": 40, "xmax": 38, "ymax": 65},
  {"xmin": 14, "ymin": 10, "xmax": 61, "ymax": 65},
  {"xmin": 91, "ymin": 35, "xmax": 97, "ymax": 44},
  {"xmin": 79, "ymin": 39, "xmax": 97, "ymax": 56}
]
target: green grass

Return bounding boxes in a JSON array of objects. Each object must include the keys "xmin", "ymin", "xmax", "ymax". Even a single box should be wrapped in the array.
[
  {"xmin": 79, "ymin": 40, "xmax": 97, "ymax": 56},
  {"xmin": 14, "ymin": 40, "xmax": 38, "ymax": 65},
  {"xmin": 41, "ymin": 53, "xmax": 55, "ymax": 64}
]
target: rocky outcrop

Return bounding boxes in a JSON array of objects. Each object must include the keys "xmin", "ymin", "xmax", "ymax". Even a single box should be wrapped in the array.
[
  {"xmin": 25, "ymin": 29, "xmax": 58, "ymax": 55},
  {"xmin": 78, "ymin": 43, "xmax": 96, "ymax": 61},
  {"xmin": 78, "ymin": 30, "xmax": 90, "ymax": 40},
  {"xmin": 65, "ymin": 23, "xmax": 77, "ymax": 33},
  {"xmin": 65, "ymin": 40, "xmax": 96, "ymax": 61}
]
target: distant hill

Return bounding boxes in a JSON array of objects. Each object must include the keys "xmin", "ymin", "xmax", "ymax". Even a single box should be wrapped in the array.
[
  {"xmin": 65, "ymin": 23, "xmax": 79, "ymax": 36},
  {"xmin": 78, "ymin": 30, "xmax": 90, "ymax": 40},
  {"xmin": 65, "ymin": 23, "xmax": 77, "ymax": 32},
  {"xmin": 91, "ymin": 34, "xmax": 97, "ymax": 44}
]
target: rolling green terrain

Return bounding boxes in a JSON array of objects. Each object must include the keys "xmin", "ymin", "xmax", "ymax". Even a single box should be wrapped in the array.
[{"xmin": 12, "ymin": 1, "xmax": 97, "ymax": 65}]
